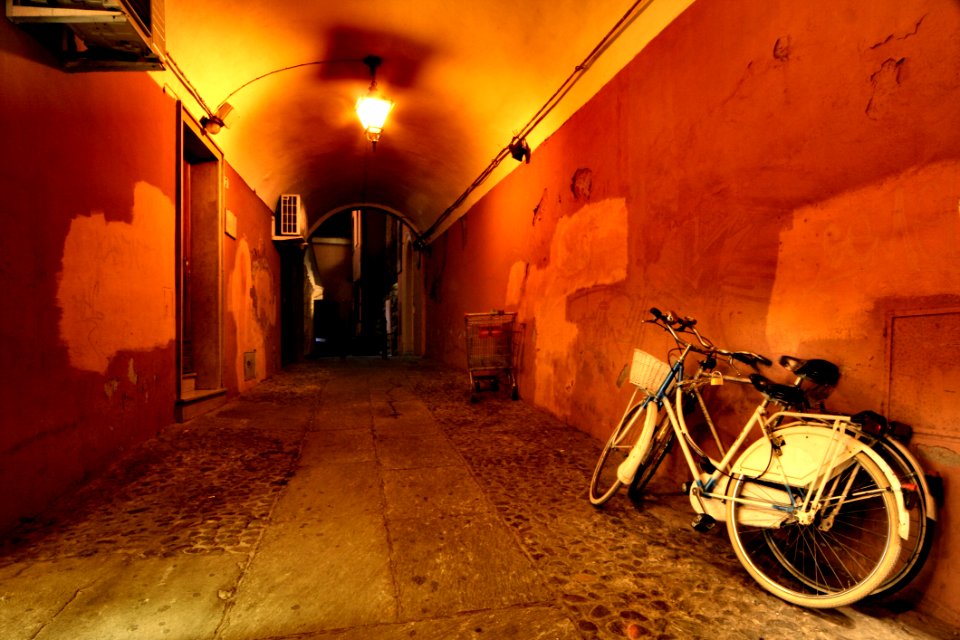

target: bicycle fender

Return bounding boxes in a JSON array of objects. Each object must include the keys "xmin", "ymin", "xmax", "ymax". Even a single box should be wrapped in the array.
[
  {"xmin": 731, "ymin": 424, "xmax": 909, "ymax": 540},
  {"xmin": 885, "ymin": 437, "xmax": 938, "ymax": 522}
]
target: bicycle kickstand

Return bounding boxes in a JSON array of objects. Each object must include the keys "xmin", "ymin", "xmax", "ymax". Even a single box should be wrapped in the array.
[{"xmin": 687, "ymin": 484, "xmax": 717, "ymax": 532}]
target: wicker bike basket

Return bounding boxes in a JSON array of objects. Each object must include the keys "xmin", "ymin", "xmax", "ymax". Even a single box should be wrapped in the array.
[{"xmin": 629, "ymin": 349, "xmax": 672, "ymax": 395}]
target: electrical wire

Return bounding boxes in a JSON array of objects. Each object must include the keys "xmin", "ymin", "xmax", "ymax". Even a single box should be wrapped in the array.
[
  {"xmin": 417, "ymin": 0, "xmax": 655, "ymax": 246},
  {"xmin": 214, "ymin": 58, "xmax": 364, "ymax": 112}
]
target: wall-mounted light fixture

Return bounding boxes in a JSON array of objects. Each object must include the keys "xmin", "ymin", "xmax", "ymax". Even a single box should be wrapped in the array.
[
  {"xmin": 509, "ymin": 136, "xmax": 531, "ymax": 164},
  {"xmin": 197, "ymin": 55, "xmax": 394, "ymax": 146},
  {"xmin": 355, "ymin": 55, "xmax": 394, "ymax": 149},
  {"xmin": 200, "ymin": 102, "xmax": 234, "ymax": 134}
]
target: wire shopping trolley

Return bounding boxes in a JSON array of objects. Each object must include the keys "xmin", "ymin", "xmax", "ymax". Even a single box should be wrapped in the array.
[{"xmin": 464, "ymin": 310, "xmax": 522, "ymax": 402}]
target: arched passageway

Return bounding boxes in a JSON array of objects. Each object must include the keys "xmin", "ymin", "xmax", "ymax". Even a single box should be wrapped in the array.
[{"xmin": 284, "ymin": 206, "xmax": 423, "ymax": 362}]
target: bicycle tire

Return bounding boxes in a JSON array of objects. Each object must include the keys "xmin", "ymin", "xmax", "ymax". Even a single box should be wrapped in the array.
[
  {"xmin": 589, "ymin": 402, "xmax": 647, "ymax": 506},
  {"xmin": 771, "ymin": 422, "xmax": 937, "ymax": 599},
  {"xmin": 628, "ymin": 390, "xmax": 703, "ymax": 501},
  {"xmin": 726, "ymin": 448, "xmax": 901, "ymax": 608},
  {"xmin": 626, "ymin": 414, "xmax": 674, "ymax": 501},
  {"xmin": 865, "ymin": 437, "xmax": 937, "ymax": 600}
]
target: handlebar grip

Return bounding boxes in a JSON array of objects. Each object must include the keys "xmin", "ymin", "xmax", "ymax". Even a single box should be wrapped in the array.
[
  {"xmin": 650, "ymin": 307, "xmax": 665, "ymax": 321},
  {"xmin": 732, "ymin": 351, "xmax": 773, "ymax": 369}
]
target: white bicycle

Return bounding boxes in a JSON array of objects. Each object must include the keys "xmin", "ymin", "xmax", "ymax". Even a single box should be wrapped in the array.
[{"xmin": 588, "ymin": 308, "xmax": 909, "ymax": 608}]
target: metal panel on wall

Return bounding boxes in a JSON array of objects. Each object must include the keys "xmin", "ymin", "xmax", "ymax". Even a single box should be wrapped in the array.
[{"xmin": 887, "ymin": 308, "xmax": 960, "ymax": 439}]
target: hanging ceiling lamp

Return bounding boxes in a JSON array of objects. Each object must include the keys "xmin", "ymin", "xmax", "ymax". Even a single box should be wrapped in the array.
[{"xmin": 355, "ymin": 55, "xmax": 394, "ymax": 148}]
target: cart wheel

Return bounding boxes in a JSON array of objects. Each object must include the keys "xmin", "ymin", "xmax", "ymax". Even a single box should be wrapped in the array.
[
  {"xmin": 511, "ymin": 386, "xmax": 519, "ymax": 401},
  {"xmin": 474, "ymin": 382, "xmax": 481, "ymax": 392},
  {"xmin": 470, "ymin": 393, "xmax": 479, "ymax": 404},
  {"xmin": 491, "ymin": 379, "xmax": 500, "ymax": 392}
]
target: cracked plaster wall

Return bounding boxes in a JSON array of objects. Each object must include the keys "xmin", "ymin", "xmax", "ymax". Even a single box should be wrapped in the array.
[{"xmin": 425, "ymin": 0, "xmax": 960, "ymax": 622}]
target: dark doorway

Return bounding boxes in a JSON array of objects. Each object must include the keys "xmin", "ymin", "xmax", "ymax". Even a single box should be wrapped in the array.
[
  {"xmin": 279, "ymin": 242, "xmax": 306, "ymax": 367},
  {"xmin": 176, "ymin": 110, "xmax": 225, "ymax": 420}
]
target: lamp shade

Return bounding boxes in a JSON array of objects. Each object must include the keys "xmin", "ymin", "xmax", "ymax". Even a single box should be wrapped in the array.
[{"xmin": 355, "ymin": 93, "xmax": 394, "ymax": 141}]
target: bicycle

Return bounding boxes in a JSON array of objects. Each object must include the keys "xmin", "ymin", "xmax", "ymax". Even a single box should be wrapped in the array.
[
  {"xmin": 588, "ymin": 308, "xmax": 908, "ymax": 608},
  {"xmin": 620, "ymin": 350, "xmax": 938, "ymax": 601}
]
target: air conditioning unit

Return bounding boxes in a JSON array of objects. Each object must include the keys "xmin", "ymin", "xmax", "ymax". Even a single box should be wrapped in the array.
[
  {"xmin": 274, "ymin": 194, "xmax": 305, "ymax": 239},
  {"xmin": 6, "ymin": 0, "xmax": 165, "ymax": 71}
]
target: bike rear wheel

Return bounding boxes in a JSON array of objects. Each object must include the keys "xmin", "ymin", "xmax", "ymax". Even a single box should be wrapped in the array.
[
  {"xmin": 726, "ymin": 450, "xmax": 901, "ymax": 608},
  {"xmin": 589, "ymin": 402, "xmax": 648, "ymax": 506},
  {"xmin": 865, "ymin": 437, "xmax": 936, "ymax": 600},
  {"xmin": 771, "ymin": 424, "xmax": 938, "ymax": 599}
]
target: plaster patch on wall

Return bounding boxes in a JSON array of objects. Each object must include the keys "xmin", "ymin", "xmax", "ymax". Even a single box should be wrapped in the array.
[
  {"xmin": 766, "ymin": 162, "xmax": 960, "ymax": 354},
  {"xmin": 504, "ymin": 261, "xmax": 528, "ymax": 308},
  {"xmin": 513, "ymin": 198, "xmax": 629, "ymax": 416},
  {"xmin": 229, "ymin": 237, "xmax": 275, "ymax": 384},
  {"xmin": 57, "ymin": 182, "xmax": 175, "ymax": 373}
]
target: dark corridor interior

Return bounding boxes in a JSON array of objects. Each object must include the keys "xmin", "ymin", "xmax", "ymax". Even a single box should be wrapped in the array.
[{"xmin": 285, "ymin": 208, "xmax": 404, "ymax": 363}]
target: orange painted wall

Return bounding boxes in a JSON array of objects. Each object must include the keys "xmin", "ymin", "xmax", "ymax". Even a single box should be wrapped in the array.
[
  {"xmin": 223, "ymin": 165, "xmax": 282, "ymax": 394},
  {"xmin": 0, "ymin": 20, "xmax": 281, "ymax": 530},
  {"xmin": 425, "ymin": 0, "xmax": 960, "ymax": 622}
]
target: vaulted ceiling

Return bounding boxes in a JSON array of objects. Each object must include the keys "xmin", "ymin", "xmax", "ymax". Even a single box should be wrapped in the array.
[{"xmin": 162, "ymin": 0, "xmax": 692, "ymax": 241}]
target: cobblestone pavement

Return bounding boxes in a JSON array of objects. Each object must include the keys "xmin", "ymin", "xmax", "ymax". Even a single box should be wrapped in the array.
[{"xmin": 0, "ymin": 358, "xmax": 956, "ymax": 640}]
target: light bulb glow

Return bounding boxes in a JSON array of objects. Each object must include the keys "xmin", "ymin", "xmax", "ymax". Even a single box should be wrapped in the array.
[{"xmin": 356, "ymin": 94, "xmax": 394, "ymax": 141}]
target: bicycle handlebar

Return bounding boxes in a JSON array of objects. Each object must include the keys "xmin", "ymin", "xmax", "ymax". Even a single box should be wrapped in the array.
[{"xmin": 645, "ymin": 307, "xmax": 772, "ymax": 370}]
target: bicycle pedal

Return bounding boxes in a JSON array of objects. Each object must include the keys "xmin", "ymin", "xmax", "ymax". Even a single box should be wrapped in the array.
[{"xmin": 691, "ymin": 514, "xmax": 716, "ymax": 533}]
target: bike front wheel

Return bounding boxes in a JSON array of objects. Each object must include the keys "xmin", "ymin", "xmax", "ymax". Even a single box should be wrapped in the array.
[
  {"xmin": 726, "ymin": 450, "xmax": 901, "ymax": 608},
  {"xmin": 626, "ymin": 413, "xmax": 674, "ymax": 501},
  {"xmin": 589, "ymin": 401, "xmax": 650, "ymax": 506}
]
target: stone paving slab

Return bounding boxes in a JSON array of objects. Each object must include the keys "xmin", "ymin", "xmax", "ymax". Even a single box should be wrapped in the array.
[
  {"xmin": 14, "ymin": 554, "xmax": 238, "ymax": 640},
  {"xmin": 373, "ymin": 405, "xmax": 443, "ymax": 435},
  {"xmin": 313, "ymin": 404, "xmax": 373, "ymax": 430},
  {"xmin": 220, "ymin": 515, "xmax": 396, "ymax": 639},
  {"xmin": 375, "ymin": 432, "xmax": 463, "ymax": 470},
  {"xmin": 299, "ymin": 428, "xmax": 376, "ymax": 465},
  {"xmin": 298, "ymin": 604, "xmax": 579, "ymax": 639},
  {"xmin": 0, "ymin": 557, "xmax": 128, "ymax": 640},
  {"xmin": 382, "ymin": 465, "xmax": 488, "ymax": 520},
  {"xmin": 389, "ymin": 511, "xmax": 552, "ymax": 620},
  {"xmin": 270, "ymin": 460, "xmax": 382, "ymax": 524}
]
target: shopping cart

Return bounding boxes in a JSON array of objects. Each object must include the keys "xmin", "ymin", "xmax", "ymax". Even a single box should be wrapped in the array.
[{"xmin": 464, "ymin": 311, "xmax": 521, "ymax": 402}]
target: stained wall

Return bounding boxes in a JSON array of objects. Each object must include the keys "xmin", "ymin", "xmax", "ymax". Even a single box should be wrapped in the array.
[
  {"xmin": 0, "ymin": 20, "xmax": 281, "ymax": 530},
  {"xmin": 424, "ymin": 0, "xmax": 960, "ymax": 622},
  {"xmin": 223, "ymin": 165, "xmax": 282, "ymax": 394}
]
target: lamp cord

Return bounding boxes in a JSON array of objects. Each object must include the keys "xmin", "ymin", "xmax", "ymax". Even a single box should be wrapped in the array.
[{"xmin": 215, "ymin": 58, "xmax": 365, "ymax": 112}]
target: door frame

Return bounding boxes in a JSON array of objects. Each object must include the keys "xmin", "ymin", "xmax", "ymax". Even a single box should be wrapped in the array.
[{"xmin": 176, "ymin": 105, "xmax": 225, "ymax": 407}]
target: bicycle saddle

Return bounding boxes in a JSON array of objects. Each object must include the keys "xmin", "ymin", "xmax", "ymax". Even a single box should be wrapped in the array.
[
  {"xmin": 779, "ymin": 355, "xmax": 840, "ymax": 387},
  {"xmin": 749, "ymin": 373, "xmax": 806, "ymax": 406}
]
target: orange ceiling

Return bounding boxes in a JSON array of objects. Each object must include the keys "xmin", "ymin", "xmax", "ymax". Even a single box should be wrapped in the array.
[{"xmin": 159, "ymin": 0, "xmax": 693, "ymax": 242}]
